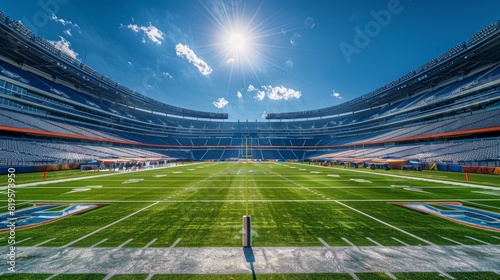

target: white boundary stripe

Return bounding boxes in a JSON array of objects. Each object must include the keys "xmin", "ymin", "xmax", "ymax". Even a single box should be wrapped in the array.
[
  {"xmin": 441, "ymin": 236, "xmax": 464, "ymax": 245},
  {"xmin": 102, "ymin": 273, "xmax": 114, "ymax": 280},
  {"xmin": 90, "ymin": 238, "xmax": 108, "ymax": 248},
  {"xmin": 170, "ymin": 238, "xmax": 182, "ymax": 249},
  {"xmin": 386, "ymin": 272, "xmax": 398, "ymax": 280},
  {"xmin": 1, "ymin": 237, "xmax": 33, "ymax": 248},
  {"xmin": 34, "ymin": 238, "xmax": 56, "ymax": 247},
  {"xmin": 437, "ymin": 270, "xmax": 456, "ymax": 279},
  {"xmin": 465, "ymin": 236, "xmax": 491, "ymax": 245},
  {"xmin": 144, "ymin": 238, "xmax": 158, "ymax": 249},
  {"xmin": 366, "ymin": 237, "xmax": 383, "ymax": 246},
  {"xmin": 117, "ymin": 238, "xmax": 133, "ymax": 249},
  {"xmin": 341, "ymin": 237, "xmax": 359, "ymax": 251},
  {"xmin": 317, "ymin": 237, "xmax": 331, "ymax": 248},
  {"xmin": 492, "ymin": 236, "xmax": 500, "ymax": 241},
  {"xmin": 317, "ymin": 237, "xmax": 343, "ymax": 272},
  {"xmin": 20, "ymin": 198, "xmax": 500, "ymax": 204},
  {"xmin": 334, "ymin": 200, "xmax": 435, "ymax": 246},
  {"xmin": 45, "ymin": 274, "xmax": 59, "ymax": 280},
  {"xmin": 461, "ymin": 200, "xmax": 500, "ymax": 211},
  {"xmin": 145, "ymin": 273, "xmax": 154, "ymax": 280},
  {"xmin": 0, "ymin": 163, "xmax": 200, "ymax": 189},
  {"xmin": 62, "ymin": 201, "xmax": 159, "ymax": 248},
  {"xmin": 391, "ymin": 237, "xmax": 410, "ymax": 246},
  {"xmin": 348, "ymin": 271, "xmax": 360, "ymax": 280},
  {"xmin": 327, "ymin": 165, "xmax": 500, "ymax": 190}
]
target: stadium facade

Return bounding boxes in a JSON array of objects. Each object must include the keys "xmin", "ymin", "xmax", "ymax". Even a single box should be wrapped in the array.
[{"xmin": 0, "ymin": 11, "xmax": 499, "ymax": 172}]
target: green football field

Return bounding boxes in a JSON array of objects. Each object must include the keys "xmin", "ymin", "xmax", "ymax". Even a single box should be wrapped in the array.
[{"xmin": 0, "ymin": 162, "xmax": 499, "ymax": 279}]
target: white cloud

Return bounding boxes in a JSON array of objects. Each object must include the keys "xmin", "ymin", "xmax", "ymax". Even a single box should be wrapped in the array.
[
  {"xmin": 264, "ymin": 85, "xmax": 302, "ymax": 100},
  {"xmin": 237, "ymin": 91, "xmax": 243, "ymax": 99},
  {"xmin": 212, "ymin": 97, "xmax": 229, "ymax": 109},
  {"xmin": 261, "ymin": 111, "xmax": 268, "ymax": 118},
  {"xmin": 48, "ymin": 36, "xmax": 79, "ymax": 60},
  {"xmin": 250, "ymin": 85, "xmax": 301, "ymax": 101},
  {"xmin": 225, "ymin": 58, "xmax": 235, "ymax": 64},
  {"xmin": 63, "ymin": 29, "xmax": 72, "ymax": 36},
  {"xmin": 49, "ymin": 12, "xmax": 80, "ymax": 29},
  {"xmin": 247, "ymin": 84, "xmax": 257, "ymax": 92},
  {"xmin": 254, "ymin": 90, "xmax": 266, "ymax": 101},
  {"xmin": 175, "ymin": 43, "xmax": 212, "ymax": 75},
  {"xmin": 128, "ymin": 61, "xmax": 133, "ymax": 66},
  {"xmin": 127, "ymin": 23, "xmax": 165, "ymax": 45},
  {"xmin": 331, "ymin": 90, "xmax": 343, "ymax": 99},
  {"xmin": 163, "ymin": 72, "xmax": 173, "ymax": 79}
]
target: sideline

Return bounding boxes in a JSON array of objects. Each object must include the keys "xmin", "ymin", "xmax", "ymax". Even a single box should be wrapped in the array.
[
  {"xmin": 290, "ymin": 162, "xmax": 500, "ymax": 190},
  {"xmin": 3, "ymin": 244, "xmax": 499, "ymax": 275},
  {"xmin": 0, "ymin": 163, "xmax": 203, "ymax": 189}
]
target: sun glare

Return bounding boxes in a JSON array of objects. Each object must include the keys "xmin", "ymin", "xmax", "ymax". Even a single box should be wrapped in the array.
[{"xmin": 229, "ymin": 34, "xmax": 246, "ymax": 51}]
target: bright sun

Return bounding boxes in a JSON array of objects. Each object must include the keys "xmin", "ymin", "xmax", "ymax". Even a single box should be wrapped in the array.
[{"xmin": 229, "ymin": 34, "xmax": 246, "ymax": 51}]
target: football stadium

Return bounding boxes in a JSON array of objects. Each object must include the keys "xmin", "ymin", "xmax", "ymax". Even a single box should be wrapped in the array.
[{"xmin": 0, "ymin": 2, "xmax": 500, "ymax": 280}]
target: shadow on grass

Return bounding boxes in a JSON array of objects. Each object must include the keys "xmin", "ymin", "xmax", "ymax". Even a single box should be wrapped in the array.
[{"xmin": 243, "ymin": 247, "xmax": 256, "ymax": 280}]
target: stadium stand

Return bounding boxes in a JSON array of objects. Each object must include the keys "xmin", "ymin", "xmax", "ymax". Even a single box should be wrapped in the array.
[{"xmin": 0, "ymin": 10, "xmax": 499, "ymax": 172}]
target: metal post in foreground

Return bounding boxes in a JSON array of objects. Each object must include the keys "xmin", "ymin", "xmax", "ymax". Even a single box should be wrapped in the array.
[{"xmin": 242, "ymin": 215, "xmax": 252, "ymax": 247}]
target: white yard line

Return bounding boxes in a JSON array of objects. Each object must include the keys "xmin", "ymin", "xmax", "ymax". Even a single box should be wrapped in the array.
[
  {"xmin": 391, "ymin": 237, "xmax": 410, "ymax": 246},
  {"xmin": 291, "ymin": 162, "xmax": 500, "ymax": 190},
  {"xmin": 461, "ymin": 200, "xmax": 500, "ymax": 210},
  {"xmin": 0, "ymin": 164, "xmax": 199, "ymax": 189},
  {"xmin": 62, "ymin": 201, "xmax": 159, "ymax": 248},
  {"xmin": 143, "ymin": 238, "xmax": 157, "ymax": 249},
  {"xmin": 170, "ymin": 238, "xmax": 182, "ymax": 250},
  {"xmin": 11, "ymin": 244, "xmax": 500, "ymax": 275},
  {"xmin": 90, "ymin": 238, "xmax": 108, "ymax": 248},
  {"xmin": 440, "ymin": 236, "xmax": 464, "ymax": 245},
  {"xmin": 334, "ymin": 200, "xmax": 435, "ymax": 246},
  {"xmin": 465, "ymin": 236, "xmax": 491, "ymax": 245},
  {"xmin": 365, "ymin": 237, "xmax": 383, "ymax": 246},
  {"xmin": 34, "ymin": 238, "xmax": 56, "ymax": 247},
  {"xmin": 117, "ymin": 239, "xmax": 134, "ymax": 249},
  {"xmin": 341, "ymin": 237, "xmax": 360, "ymax": 251}
]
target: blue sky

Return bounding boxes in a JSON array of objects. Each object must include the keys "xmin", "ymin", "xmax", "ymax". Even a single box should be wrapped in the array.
[{"xmin": 1, "ymin": 0, "xmax": 500, "ymax": 121}]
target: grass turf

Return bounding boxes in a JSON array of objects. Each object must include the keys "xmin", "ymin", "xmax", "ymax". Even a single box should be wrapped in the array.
[{"xmin": 0, "ymin": 162, "xmax": 499, "ymax": 278}]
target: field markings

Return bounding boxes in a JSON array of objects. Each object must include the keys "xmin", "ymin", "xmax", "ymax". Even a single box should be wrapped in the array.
[
  {"xmin": 365, "ymin": 237, "xmax": 383, "ymax": 247},
  {"xmin": 144, "ymin": 238, "xmax": 157, "ymax": 249},
  {"xmin": 317, "ymin": 237, "xmax": 343, "ymax": 271},
  {"xmin": 322, "ymin": 164, "xmax": 500, "ymax": 191},
  {"xmin": 18, "ymin": 198, "xmax": 500, "ymax": 204},
  {"xmin": 386, "ymin": 272, "xmax": 398, "ymax": 280},
  {"xmin": 465, "ymin": 236, "xmax": 491, "ymax": 245},
  {"xmin": 170, "ymin": 238, "xmax": 182, "ymax": 249},
  {"xmin": 460, "ymin": 200, "xmax": 500, "ymax": 211},
  {"xmin": 492, "ymin": 236, "xmax": 500, "ymax": 241},
  {"xmin": 117, "ymin": 238, "xmax": 134, "ymax": 249},
  {"xmin": 341, "ymin": 237, "xmax": 360, "ymax": 251},
  {"xmin": 33, "ymin": 238, "xmax": 56, "ymax": 247},
  {"xmin": 391, "ymin": 237, "xmax": 410, "ymax": 246},
  {"xmin": 1, "ymin": 237, "xmax": 32, "ymax": 249},
  {"xmin": 334, "ymin": 200, "xmax": 435, "ymax": 246},
  {"xmin": 0, "ymin": 163, "xmax": 202, "ymax": 189},
  {"xmin": 62, "ymin": 201, "xmax": 160, "ymax": 248},
  {"xmin": 90, "ymin": 238, "xmax": 108, "ymax": 248},
  {"xmin": 440, "ymin": 236, "xmax": 464, "ymax": 245}
]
